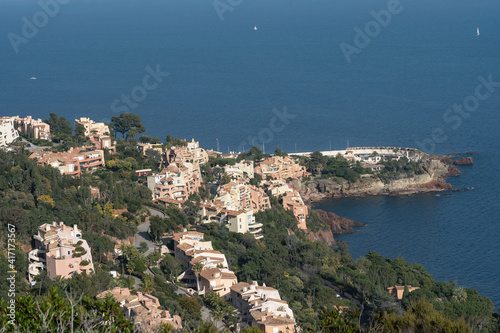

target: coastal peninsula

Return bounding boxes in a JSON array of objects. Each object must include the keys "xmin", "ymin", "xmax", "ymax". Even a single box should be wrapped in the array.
[{"xmin": 0, "ymin": 112, "xmax": 494, "ymax": 333}]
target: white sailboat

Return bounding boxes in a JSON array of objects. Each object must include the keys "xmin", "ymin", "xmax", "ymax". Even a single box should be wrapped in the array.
[
  {"xmin": 477, "ymin": 27, "xmax": 480, "ymax": 36},
  {"xmin": 254, "ymin": 25, "xmax": 258, "ymax": 31}
]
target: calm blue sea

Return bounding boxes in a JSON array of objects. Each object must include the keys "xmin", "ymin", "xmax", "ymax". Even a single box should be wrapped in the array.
[{"xmin": 1, "ymin": 0, "xmax": 499, "ymax": 308}]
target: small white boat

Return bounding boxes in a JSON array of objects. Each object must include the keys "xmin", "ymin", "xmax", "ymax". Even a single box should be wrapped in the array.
[
  {"xmin": 477, "ymin": 27, "xmax": 480, "ymax": 36},
  {"xmin": 254, "ymin": 26, "xmax": 258, "ymax": 31},
  {"xmin": 30, "ymin": 77, "xmax": 37, "ymax": 80}
]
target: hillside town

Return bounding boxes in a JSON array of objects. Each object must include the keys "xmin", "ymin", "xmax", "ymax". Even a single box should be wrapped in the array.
[{"xmin": 2, "ymin": 112, "xmax": 482, "ymax": 333}]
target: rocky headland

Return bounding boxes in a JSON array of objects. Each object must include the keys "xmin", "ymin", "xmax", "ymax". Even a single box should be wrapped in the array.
[
  {"xmin": 291, "ymin": 156, "xmax": 462, "ymax": 202},
  {"xmin": 296, "ymin": 154, "xmax": 474, "ymax": 245},
  {"xmin": 306, "ymin": 210, "xmax": 366, "ymax": 246}
]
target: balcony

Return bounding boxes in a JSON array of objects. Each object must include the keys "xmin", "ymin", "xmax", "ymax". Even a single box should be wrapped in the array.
[
  {"xmin": 248, "ymin": 222, "xmax": 263, "ymax": 228},
  {"xmin": 212, "ymin": 283, "xmax": 225, "ymax": 291},
  {"xmin": 29, "ymin": 249, "xmax": 46, "ymax": 262},
  {"xmin": 249, "ymin": 228, "xmax": 262, "ymax": 235},
  {"xmin": 28, "ymin": 262, "xmax": 45, "ymax": 276}
]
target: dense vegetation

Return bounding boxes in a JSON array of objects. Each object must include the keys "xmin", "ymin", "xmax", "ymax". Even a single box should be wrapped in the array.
[
  {"xmin": 202, "ymin": 201, "xmax": 498, "ymax": 332},
  {"xmin": 298, "ymin": 151, "xmax": 372, "ymax": 182}
]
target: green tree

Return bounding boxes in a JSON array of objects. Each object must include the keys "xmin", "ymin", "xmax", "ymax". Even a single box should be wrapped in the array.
[
  {"xmin": 146, "ymin": 148, "xmax": 162, "ymax": 167},
  {"xmin": 150, "ymin": 216, "xmax": 167, "ymax": 242},
  {"xmin": 160, "ymin": 255, "xmax": 182, "ymax": 282},
  {"xmin": 179, "ymin": 296, "xmax": 201, "ymax": 321},
  {"xmin": 111, "ymin": 113, "xmax": 145, "ymax": 140},
  {"xmin": 381, "ymin": 301, "xmax": 471, "ymax": 332},
  {"xmin": 316, "ymin": 308, "xmax": 360, "ymax": 332},
  {"xmin": 44, "ymin": 113, "xmax": 73, "ymax": 142},
  {"xmin": 139, "ymin": 241, "xmax": 148, "ymax": 253},
  {"xmin": 139, "ymin": 135, "xmax": 151, "ymax": 143}
]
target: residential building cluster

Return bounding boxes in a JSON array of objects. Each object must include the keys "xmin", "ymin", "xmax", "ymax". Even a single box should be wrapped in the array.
[
  {"xmin": 193, "ymin": 155, "xmax": 311, "ymax": 235},
  {"xmin": 29, "ymin": 147, "xmax": 105, "ymax": 178},
  {"xmin": 96, "ymin": 287, "xmax": 182, "ymax": 331},
  {"xmin": 254, "ymin": 155, "xmax": 308, "ymax": 181},
  {"xmin": 293, "ymin": 147, "xmax": 423, "ymax": 172},
  {"xmin": 262, "ymin": 180, "xmax": 308, "ymax": 230},
  {"xmin": 146, "ymin": 139, "xmax": 207, "ymax": 202},
  {"xmin": 197, "ymin": 180, "xmax": 270, "ymax": 239},
  {"xmin": 172, "ymin": 231, "xmax": 296, "ymax": 331},
  {"xmin": 0, "ymin": 115, "xmax": 113, "ymax": 177},
  {"xmin": 28, "ymin": 222, "xmax": 94, "ymax": 283}
]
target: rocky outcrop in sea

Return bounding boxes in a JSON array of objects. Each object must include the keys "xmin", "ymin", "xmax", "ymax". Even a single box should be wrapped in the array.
[{"xmin": 291, "ymin": 156, "xmax": 456, "ymax": 201}]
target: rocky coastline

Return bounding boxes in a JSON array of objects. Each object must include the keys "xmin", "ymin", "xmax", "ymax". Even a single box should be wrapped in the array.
[
  {"xmin": 304, "ymin": 154, "xmax": 473, "ymax": 246},
  {"xmin": 307, "ymin": 209, "xmax": 366, "ymax": 246},
  {"xmin": 291, "ymin": 156, "xmax": 472, "ymax": 203}
]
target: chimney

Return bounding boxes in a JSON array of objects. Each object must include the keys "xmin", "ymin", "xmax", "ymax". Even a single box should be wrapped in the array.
[{"xmin": 45, "ymin": 224, "xmax": 50, "ymax": 232}]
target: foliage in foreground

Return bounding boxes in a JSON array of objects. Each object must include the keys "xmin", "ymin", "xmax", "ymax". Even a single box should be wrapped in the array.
[{"xmin": 0, "ymin": 288, "xmax": 134, "ymax": 332}]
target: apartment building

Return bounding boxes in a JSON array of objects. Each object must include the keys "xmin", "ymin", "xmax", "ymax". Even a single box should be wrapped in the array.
[
  {"xmin": 165, "ymin": 139, "xmax": 209, "ymax": 166},
  {"xmin": 224, "ymin": 160, "xmax": 255, "ymax": 180},
  {"xmin": 28, "ymin": 222, "xmax": 94, "ymax": 283},
  {"xmin": 282, "ymin": 191, "xmax": 308, "ymax": 230},
  {"xmin": 199, "ymin": 267, "xmax": 238, "ymax": 300},
  {"xmin": 255, "ymin": 156, "xmax": 308, "ymax": 181},
  {"xmin": 74, "ymin": 117, "xmax": 109, "ymax": 137},
  {"xmin": 172, "ymin": 231, "xmax": 238, "ymax": 298},
  {"xmin": 264, "ymin": 180, "xmax": 294, "ymax": 197},
  {"xmin": 217, "ymin": 182, "xmax": 270, "ymax": 212},
  {"xmin": 230, "ymin": 281, "xmax": 295, "ymax": 332},
  {"xmin": 149, "ymin": 162, "xmax": 201, "ymax": 201},
  {"xmin": 30, "ymin": 147, "xmax": 105, "ymax": 177},
  {"xmin": 96, "ymin": 287, "xmax": 182, "ymax": 330},
  {"xmin": 15, "ymin": 116, "xmax": 51, "ymax": 140},
  {"xmin": 0, "ymin": 117, "xmax": 20, "ymax": 146},
  {"xmin": 222, "ymin": 209, "xmax": 263, "ymax": 239},
  {"xmin": 74, "ymin": 117, "xmax": 116, "ymax": 153}
]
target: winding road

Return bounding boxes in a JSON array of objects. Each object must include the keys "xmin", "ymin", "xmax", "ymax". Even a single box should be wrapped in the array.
[{"xmin": 134, "ymin": 207, "xmax": 165, "ymax": 256}]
